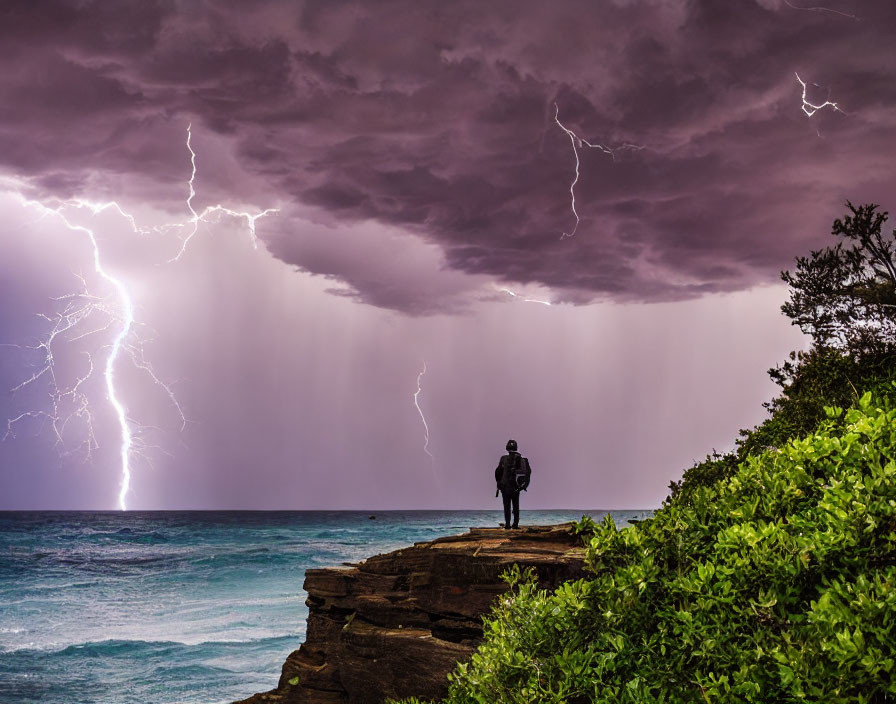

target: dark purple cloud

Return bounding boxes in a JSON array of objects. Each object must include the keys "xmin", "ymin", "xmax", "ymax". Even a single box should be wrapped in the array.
[{"xmin": 1, "ymin": 0, "xmax": 894, "ymax": 313}]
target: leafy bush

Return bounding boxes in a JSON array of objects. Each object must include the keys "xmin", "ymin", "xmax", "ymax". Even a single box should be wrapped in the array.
[
  {"xmin": 410, "ymin": 387, "xmax": 896, "ymax": 704},
  {"xmin": 669, "ymin": 201, "xmax": 896, "ymax": 506},
  {"xmin": 668, "ymin": 348, "xmax": 896, "ymax": 504}
]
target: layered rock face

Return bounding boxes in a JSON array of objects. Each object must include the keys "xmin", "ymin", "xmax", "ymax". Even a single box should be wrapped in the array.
[{"xmin": 235, "ymin": 524, "xmax": 586, "ymax": 704}]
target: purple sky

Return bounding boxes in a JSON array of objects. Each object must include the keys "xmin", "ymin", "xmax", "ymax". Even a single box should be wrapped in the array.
[{"xmin": 1, "ymin": 0, "xmax": 892, "ymax": 509}]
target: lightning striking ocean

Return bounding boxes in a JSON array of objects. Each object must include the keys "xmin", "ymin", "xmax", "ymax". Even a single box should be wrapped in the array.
[{"xmin": 0, "ymin": 509, "xmax": 651, "ymax": 704}]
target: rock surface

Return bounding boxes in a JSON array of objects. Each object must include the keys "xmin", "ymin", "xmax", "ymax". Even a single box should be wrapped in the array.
[{"xmin": 234, "ymin": 524, "xmax": 587, "ymax": 704}]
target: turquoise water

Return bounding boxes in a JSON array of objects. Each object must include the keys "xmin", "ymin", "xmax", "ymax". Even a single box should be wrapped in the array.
[{"xmin": 0, "ymin": 510, "xmax": 650, "ymax": 703}]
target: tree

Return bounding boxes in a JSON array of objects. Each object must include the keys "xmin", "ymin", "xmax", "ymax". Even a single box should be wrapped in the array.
[
  {"xmin": 781, "ymin": 202, "xmax": 896, "ymax": 354},
  {"xmin": 668, "ymin": 203, "xmax": 896, "ymax": 504}
]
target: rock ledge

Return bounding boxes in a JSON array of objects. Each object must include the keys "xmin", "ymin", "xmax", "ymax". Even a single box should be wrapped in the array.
[{"xmin": 235, "ymin": 523, "xmax": 586, "ymax": 704}]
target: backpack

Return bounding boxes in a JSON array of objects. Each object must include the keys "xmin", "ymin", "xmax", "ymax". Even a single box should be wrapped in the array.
[{"xmin": 513, "ymin": 455, "xmax": 531, "ymax": 492}]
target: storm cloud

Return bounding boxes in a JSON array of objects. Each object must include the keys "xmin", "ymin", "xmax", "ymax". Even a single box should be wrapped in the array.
[{"xmin": 2, "ymin": 0, "xmax": 894, "ymax": 313}]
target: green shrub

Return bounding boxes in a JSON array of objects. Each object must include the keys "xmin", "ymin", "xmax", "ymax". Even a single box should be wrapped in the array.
[
  {"xmin": 420, "ymin": 387, "xmax": 896, "ymax": 704},
  {"xmin": 668, "ymin": 349, "xmax": 896, "ymax": 505}
]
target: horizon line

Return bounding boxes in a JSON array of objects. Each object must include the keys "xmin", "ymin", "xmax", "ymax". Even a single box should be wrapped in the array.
[{"xmin": 0, "ymin": 507, "xmax": 654, "ymax": 513}]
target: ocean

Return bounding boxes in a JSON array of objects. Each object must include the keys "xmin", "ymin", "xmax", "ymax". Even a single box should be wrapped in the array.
[{"xmin": 0, "ymin": 510, "xmax": 650, "ymax": 704}]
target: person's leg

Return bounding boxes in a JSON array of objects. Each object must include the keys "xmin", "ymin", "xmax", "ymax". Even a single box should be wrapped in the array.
[
  {"xmin": 511, "ymin": 492, "xmax": 520, "ymax": 528},
  {"xmin": 501, "ymin": 491, "xmax": 511, "ymax": 528}
]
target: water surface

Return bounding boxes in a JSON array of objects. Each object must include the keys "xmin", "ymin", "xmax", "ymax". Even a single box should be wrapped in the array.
[{"xmin": 0, "ymin": 510, "xmax": 650, "ymax": 703}]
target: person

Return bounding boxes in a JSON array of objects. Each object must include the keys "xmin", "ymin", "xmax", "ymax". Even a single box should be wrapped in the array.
[{"xmin": 494, "ymin": 439, "xmax": 531, "ymax": 529}]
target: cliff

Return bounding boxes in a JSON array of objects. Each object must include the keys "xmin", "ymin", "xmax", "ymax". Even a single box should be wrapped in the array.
[{"xmin": 235, "ymin": 524, "xmax": 587, "ymax": 704}]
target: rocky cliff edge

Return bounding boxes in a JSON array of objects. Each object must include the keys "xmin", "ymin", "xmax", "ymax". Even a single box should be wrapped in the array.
[{"xmin": 235, "ymin": 523, "xmax": 587, "ymax": 704}]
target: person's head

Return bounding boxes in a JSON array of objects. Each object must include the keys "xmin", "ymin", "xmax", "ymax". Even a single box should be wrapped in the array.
[{"xmin": 506, "ymin": 439, "xmax": 518, "ymax": 453}]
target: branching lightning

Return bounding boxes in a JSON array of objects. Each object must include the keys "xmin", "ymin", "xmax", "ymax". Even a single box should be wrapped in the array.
[
  {"xmin": 496, "ymin": 286, "xmax": 552, "ymax": 306},
  {"xmin": 6, "ymin": 196, "xmax": 142, "ymax": 509},
  {"xmin": 553, "ymin": 103, "xmax": 644, "ymax": 239},
  {"xmin": 794, "ymin": 73, "xmax": 848, "ymax": 138},
  {"xmin": 1, "ymin": 286, "xmax": 99, "ymax": 453},
  {"xmin": 413, "ymin": 360, "xmax": 434, "ymax": 467},
  {"xmin": 795, "ymin": 71, "xmax": 847, "ymax": 127},
  {"xmin": 795, "ymin": 73, "xmax": 845, "ymax": 117},
  {"xmin": 5, "ymin": 122, "xmax": 277, "ymax": 509},
  {"xmin": 167, "ymin": 124, "xmax": 279, "ymax": 262}
]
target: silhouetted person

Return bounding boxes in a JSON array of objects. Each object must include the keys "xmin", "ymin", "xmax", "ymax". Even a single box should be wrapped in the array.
[{"xmin": 495, "ymin": 439, "xmax": 531, "ymax": 529}]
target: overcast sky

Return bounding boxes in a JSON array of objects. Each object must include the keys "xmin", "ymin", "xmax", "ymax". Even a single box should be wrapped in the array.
[{"xmin": 1, "ymin": 0, "xmax": 892, "ymax": 510}]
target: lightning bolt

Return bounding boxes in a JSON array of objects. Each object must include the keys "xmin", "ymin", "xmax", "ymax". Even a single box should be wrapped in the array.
[
  {"xmin": 783, "ymin": 1, "xmax": 859, "ymax": 21},
  {"xmin": 553, "ymin": 103, "xmax": 644, "ymax": 239},
  {"xmin": 7, "ymin": 197, "xmax": 139, "ymax": 509},
  {"xmin": 794, "ymin": 73, "xmax": 848, "ymax": 138},
  {"xmin": 167, "ymin": 123, "xmax": 279, "ymax": 262},
  {"xmin": 795, "ymin": 72, "xmax": 846, "ymax": 118},
  {"xmin": 5, "ymin": 122, "xmax": 276, "ymax": 509},
  {"xmin": 496, "ymin": 286, "xmax": 552, "ymax": 306},
  {"xmin": 2, "ymin": 275, "xmax": 102, "ymax": 455},
  {"xmin": 413, "ymin": 360, "xmax": 434, "ymax": 467}
]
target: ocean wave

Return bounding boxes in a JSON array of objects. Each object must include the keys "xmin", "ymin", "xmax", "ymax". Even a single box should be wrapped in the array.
[
  {"xmin": 5, "ymin": 544, "xmax": 308, "ymax": 570},
  {"xmin": 150, "ymin": 662, "xmax": 234, "ymax": 679},
  {"xmin": 0, "ymin": 634, "xmax": 299, "ymax": 657},
  {"xmin": 56, "ymin": 553, "xmax": 173, "ymax": 567},
  {"xmin": 0, "ymin": 639, "xmax": 65, "ymax": 654},
  {"xmin": 57, "ymin": 528, "xmax": 174, "ymax": 544}
]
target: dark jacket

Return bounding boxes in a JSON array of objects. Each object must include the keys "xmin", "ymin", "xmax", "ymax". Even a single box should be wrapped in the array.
[{"xmin": 495, "ymin": 452, "xmax": 522, "ymax": 492}]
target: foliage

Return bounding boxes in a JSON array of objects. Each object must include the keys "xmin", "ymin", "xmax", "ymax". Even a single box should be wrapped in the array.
[
  {"xmin": 781, "ymin": 202, "xmax": 896, "ymax": 354},
  {"xmin": 670, "ymin": 201, "xmax": 896, "ymax": 504},
  {"xmin": 670, "ymin": 203, "xmax": 896, "ymax": 503},
  {"xmin": 669, "ymin": 347, "xmax": 896, "ymax": 503},
  {"xmin": 666, "ymin": 451, "xmax": 742, "ymax": 505},
  {"xmin": 405, "ymin": 387, "xmax": 896, "ymax": 703},
  {"xmin": 742, "ymin": 347, "xmax": 896, "ymax": 458}
]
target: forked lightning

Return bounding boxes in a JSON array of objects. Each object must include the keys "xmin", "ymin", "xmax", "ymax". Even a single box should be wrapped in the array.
[
  {"xmin": 5, "ymin": 123, "xmax": 277, "ymax": 509},
  {"xmin": 553, "ymin": 103, "xmax": 644, "ymax": 239}
]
